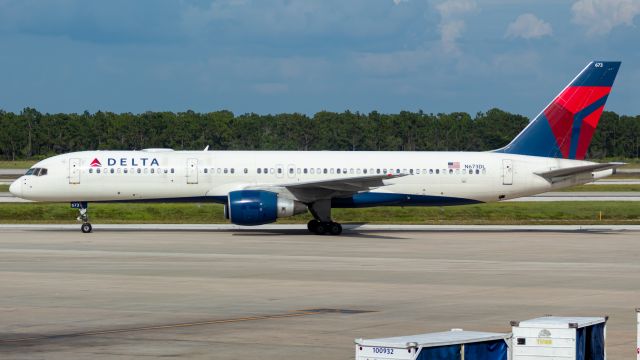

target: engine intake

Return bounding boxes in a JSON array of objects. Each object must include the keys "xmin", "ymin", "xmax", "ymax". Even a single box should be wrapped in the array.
[{"xmin": 227, "ymin": 190, "xmax": 307, "ymax": 226}]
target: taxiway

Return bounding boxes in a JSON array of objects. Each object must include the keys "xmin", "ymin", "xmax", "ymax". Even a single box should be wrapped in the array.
[{"xmin": 0, "ymin": 227, "xmax": 638, "ymax": 359}]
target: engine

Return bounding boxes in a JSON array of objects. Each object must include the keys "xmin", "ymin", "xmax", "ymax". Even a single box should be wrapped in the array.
[{"xmin": 226, "ymin": 190, "xmax": 307, "ymax": 226}]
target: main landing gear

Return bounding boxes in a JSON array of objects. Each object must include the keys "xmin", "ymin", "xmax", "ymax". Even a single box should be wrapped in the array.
[
  {"xmin": 307, "ymin": 220, "xmax": 342, "ymax": 235},
  {"xmin": 76, "ymin": 205, "xmax": 92, "ymax": 233},
  {"xmin": 307, "ymin": 199, "xmax": 342, "ymax": 235}
]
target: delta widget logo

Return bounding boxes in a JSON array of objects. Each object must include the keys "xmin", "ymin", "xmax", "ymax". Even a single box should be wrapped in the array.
[{"xmin": 90, "ymin": 158, "xmax": 102, "ymax": 167}]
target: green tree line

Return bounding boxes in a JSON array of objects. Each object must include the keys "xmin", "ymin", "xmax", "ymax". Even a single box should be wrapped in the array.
[{"xmin": 0, "ymin": 108, "xmax": 638, "ymax": 160}]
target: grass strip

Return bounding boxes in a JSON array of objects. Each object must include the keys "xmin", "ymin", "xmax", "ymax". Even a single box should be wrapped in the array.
[{"xmin": 0, "ymin": 202, "xmax": 638, "ymax": 224}]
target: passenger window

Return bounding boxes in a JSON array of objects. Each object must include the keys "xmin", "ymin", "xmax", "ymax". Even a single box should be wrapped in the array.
[
  {"xmin": 144, "ymin": 168, "xmax": 148, "ymax": 174},
  {"xmin": 263, "ymin": 168, "xmax": 268, "ymax": 174},
  {"xmin": 316, "ymin": 168, "xmax": 321, "ymax": 174},
  {"xmin": 96, "ymin": 169, "xmax": 100, "ymax": 174},
  {"xmin": 429, "ymin": 169, "xmax": 433, "ymax": 174},
  {"xmin": 277, "ymin": 168, "xmax": 282, "ymax": 174},
  {"xmin": 410, "ymin": 169, "xmax": 414, "ymax": 174},
  {"xmin": 350, "ymin": 168, "xmax": 354, "ymax": 174},
  {"xmin": 403, "ymin": 169, "xmax": 407, "ymax": 174},
  {"xmin": 436, "ymin": 169, "xmax": 440, "ymax": 174},
  {"xmin": 363, "ymin": 169, "xmax": 368, "ymax": 174},
  {"xmin": 224, "ymin": 168, "xmax": 228, "ymax": 174},
  {"xmin": 469, "ymin": 169, "xmax": 473, "ymax": 174},
  {"xmin": 310, "ymin": 168, "xmax": 315, "ymax": 174},
  {"xmin": 204, "ymin": 168, "xmax": 208, "ymax": 174},
  {"xmin": 89, "ymin": 168, "xmax": 93, "ymax": 174},
  {"xmin": 449, "ymin": 169, "xmax": 453, "ymax": 174},
  {"xmin": 303, "ymin": 168, "xmax": 308, "ymax": 174},
  {"xmin": 330, "ymin": 168, "xmax": 335, "ymax": 174},
  {"xmin": 230, "ymin": 168, "xmax": 235, "ymax": 174},
  {"xmin": 170, "ymin": 168, "xmax": 175, "ymax": 174},
  {"xmin": 257, "ymin": 168, "xmax": 262, "ymax": 174},
  {"xmin": 475, "ymin": 169, "xmax": 479, "ymax": 174},
  {"xmin": 383, "ymin": 168, "xmax": 387, "ymax": 174},
  {"xmin": 323, "ymin": 168, "xmax": 328, "ymax": 174},
  {"xmin": 270, "ymin": 168, "xmax": 274, "ymax": 174},
  {"xmin": 244, "ymin": 168, "xmax": 248, "ymax": 174},
  {"xmin": 377, "ymin": 169, "xmax": 381, "ymax": 174},
  {"xmin": 137, "ymin": 168, "xmax": 141, "ymax": 174},
  {"xmin": 482, "ymin": 169, "xmax": 487, "ymax": 174},
  {"xmin": 217, "ymin": 168, "xmax": 221, "ymax": 174},
  {"xmin": 124, "ymin": 169, "xmax": 128, "ymax": 174},
  {"xmin": 164, "ymin": 169, "xmax": 168, "ymax": 174},
  {"xmin": 337, "ymin": 168, "xmax": 341, "ymax": 174},
  {"xmin": 396, "ymin": 169, "xmax": 400, "ymax": 174},
  {"xmin": 110, "ymin": 168, "xmax": 115, "ymax": 174},
  {"xmin": 290, "ymin": 168, "xmax": 295, "ymax": 174},
  {"xmin": 151, "ymin": 168, "xmax": 155, "ymax": 174}
]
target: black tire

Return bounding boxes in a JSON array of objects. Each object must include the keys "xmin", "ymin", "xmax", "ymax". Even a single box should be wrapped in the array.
[
  {"xmin": 329, "ymin": 222, "xmax": 342, "ymax": 236},
  {"xmin": 307, "ymin": 220, "xmax": 319, "ymax": 233},
  {"xmin": 314, "ymin": 222, "xmax": 328, "ymax": 235},
  {"xmin": 81, "ymin": 223, "xmax": 92, "ymax": 233}
]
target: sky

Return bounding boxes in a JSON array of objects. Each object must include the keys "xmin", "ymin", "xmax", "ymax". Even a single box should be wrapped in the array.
[{"xmin": 0, "ymin": 0, "xmax": 639, "ymax": 117}]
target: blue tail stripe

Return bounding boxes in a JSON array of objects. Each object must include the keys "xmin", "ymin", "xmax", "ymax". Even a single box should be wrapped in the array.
[{"xmin": 568, "ymin": 94, "xmax": 609, "ymax": 159}]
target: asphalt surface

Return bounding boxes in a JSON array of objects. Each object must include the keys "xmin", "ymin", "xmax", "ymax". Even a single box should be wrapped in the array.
[{"xmin": 0, "ymin": 227, "xmax": 639, "ymax": 359}]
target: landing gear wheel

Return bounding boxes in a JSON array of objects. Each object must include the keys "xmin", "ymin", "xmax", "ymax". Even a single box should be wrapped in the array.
[
  {"xmin": 329, "ymin": 222, "xmax": 342, "ymax": 235},
  {"xmin": 81, "ymin": 223, "xmax": 92, "ymax": 233},
  {"xmin": 307, "ymin": 220, "xmax": 319, "ymax": 233},
  {"xmin": 314, "ymin": 222, "xmax": 328, "ymax": 235}
]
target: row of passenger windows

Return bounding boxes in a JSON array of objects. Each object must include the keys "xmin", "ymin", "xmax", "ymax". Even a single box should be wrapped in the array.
[
  {"xmin": 255, "ymin": 167, "xmax": 487, "ymax": 175},
  {"xmin": 87, "ymin": 167, "xmax": 487, "ymax": 176},
  {"xmin": 89, "ymin": 168, "xmax": 175, "ymax": 174}
]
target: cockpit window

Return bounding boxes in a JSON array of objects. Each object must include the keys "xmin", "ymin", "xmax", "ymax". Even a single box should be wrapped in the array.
[{"xmin": 24, "ymin": 168, "xmax": 48, "ymax": 176}]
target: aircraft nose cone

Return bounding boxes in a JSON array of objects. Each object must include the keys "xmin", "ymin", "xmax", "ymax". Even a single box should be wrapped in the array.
[{"xmin": 9, "ymin": 180, "xmax": 22, "ymax": 197}]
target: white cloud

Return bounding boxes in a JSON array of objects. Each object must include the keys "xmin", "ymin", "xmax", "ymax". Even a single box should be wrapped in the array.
[
  {"xmin": 435, "ymin": 0, "xmax": 477, "ymax": 54},
  {"xmin": 392, "ymin": 0, "xmax": 408, "ymax": 4},
  {"xmin": 505, "ymin": 13, "xmax": 552, "ymax": 39},
  {"xmin": 572, "ymin": 0, "xmax": 640, "ymax": 35}
]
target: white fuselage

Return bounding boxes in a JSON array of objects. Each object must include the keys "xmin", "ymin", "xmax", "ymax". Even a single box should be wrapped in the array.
[{"xmin": 11, "ymin": 149, "xmax": 611, "ymax": 205}]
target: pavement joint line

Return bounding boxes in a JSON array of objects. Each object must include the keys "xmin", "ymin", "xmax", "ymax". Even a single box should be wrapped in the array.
[{"xmin": 0, "ymin": 309, "xmax": 369, "ymax": 344}]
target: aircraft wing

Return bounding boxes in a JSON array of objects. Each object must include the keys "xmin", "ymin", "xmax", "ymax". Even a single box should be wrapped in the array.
[
  {"xmin": 535, "ymin": 162, "xmax": 625, "ymax": 181},
  {"xmin": 245, "ymin": 173, "xmax": 406, "ymax": 202}
]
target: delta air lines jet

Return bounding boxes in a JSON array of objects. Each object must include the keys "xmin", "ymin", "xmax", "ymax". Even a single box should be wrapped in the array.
[{"xmin": 9, "ymin": 61, "xmax": 623, "ymax": 235}]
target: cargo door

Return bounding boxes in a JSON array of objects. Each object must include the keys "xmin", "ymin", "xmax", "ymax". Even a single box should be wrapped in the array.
[
  {"xmin": 187, "ymin": 158, "xmax": 198, "ymax": 184},
  {"xmin": 69, "ymin": 158, "xmax": 81, "ymax": 184},
  {"xmin": 502, "ymin": 159, "xmax": 513, "ymax": 185}
]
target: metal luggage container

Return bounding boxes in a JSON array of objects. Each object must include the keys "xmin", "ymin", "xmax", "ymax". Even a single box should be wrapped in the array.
[
  {"xmin": 511, "ymin": 316, "xmax": 606, "ymax": 360},
  {"xmin": 355, "ymin": 329, "xmax": 511, "ymax": 360}
]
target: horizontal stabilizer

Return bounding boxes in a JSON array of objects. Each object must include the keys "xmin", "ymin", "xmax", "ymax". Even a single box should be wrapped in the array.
[{"xmin": 535, "ymin": 162, "xmax": 625, "ymax": 180}]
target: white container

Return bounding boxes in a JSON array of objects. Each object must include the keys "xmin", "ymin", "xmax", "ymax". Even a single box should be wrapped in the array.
[
  {"xmin": 511, "ymin": 316, "xmax": 607, "ymax": 360},
  {"xmin": 355, "ymin": 329, "xmax": 511, "ymax": 360}
]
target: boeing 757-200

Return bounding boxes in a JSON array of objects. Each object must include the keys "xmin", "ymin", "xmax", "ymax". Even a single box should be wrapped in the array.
[{"xmin": 10, "ymin": 61, "xmax": 623, "ymax": 235}]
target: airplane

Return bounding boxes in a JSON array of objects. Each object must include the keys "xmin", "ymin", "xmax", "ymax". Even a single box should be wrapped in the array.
[{"xmin": 9, "ymin": 61, "xmax": 623, "ymax": 235}]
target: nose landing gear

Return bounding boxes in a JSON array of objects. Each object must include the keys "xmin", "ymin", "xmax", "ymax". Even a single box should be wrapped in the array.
[{"xmin": 72, "ymin": 202, "xmax": 92, "ymax": 233}]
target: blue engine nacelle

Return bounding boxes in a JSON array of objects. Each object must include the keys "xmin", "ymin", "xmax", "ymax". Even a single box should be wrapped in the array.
[{"xmin": 227, "ymin": 190, "xmax": 307, "ymax": 226}]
